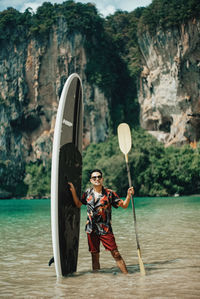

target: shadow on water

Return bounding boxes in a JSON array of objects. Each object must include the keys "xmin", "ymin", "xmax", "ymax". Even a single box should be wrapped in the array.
[
  {"xmin": 58, "ymin": 258, "xmax": 182, "ymax": 278},
  {"xmin": 58, "ymin": 265, "xmax": 138, "ymax": 278},
  {"xmin": 143, "ymin": 258, "xmax": 181, "ymax": 272},
  {"xmin": 141, "ymin": 258, "xmax": 200, "ymax": 273}
]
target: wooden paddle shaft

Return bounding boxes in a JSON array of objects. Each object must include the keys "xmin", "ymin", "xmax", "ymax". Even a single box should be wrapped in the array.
[
  {"xmin": 118, "ymin": 125, "xmax": 146, "ymax": 276},
  {"xmin": 125, "ymin": 154, "xmax": 146, "ymax": 275},
  {"xmin": 125, "ymin": 154, "xmax": 141, "ymax": 251}
]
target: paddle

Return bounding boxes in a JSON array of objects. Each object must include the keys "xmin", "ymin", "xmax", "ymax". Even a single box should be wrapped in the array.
[{"xmin": 117, "ymin": 123, "xmax": 146, "ymax": 276}]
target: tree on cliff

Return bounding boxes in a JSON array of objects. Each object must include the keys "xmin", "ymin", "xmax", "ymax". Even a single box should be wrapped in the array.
[{"xmin": 138, "ymin": 0, "xmax": 200, "ymax": 34}]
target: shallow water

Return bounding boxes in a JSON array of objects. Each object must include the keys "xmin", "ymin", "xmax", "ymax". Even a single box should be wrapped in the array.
[{"xmin": 0, "ymin": 196, "xmax": 200, "ymax": 298}]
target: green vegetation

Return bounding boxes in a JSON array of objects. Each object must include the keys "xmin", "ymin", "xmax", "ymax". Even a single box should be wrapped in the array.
[
  {"xmin": 0, "ymin": 158, "xmax": 27, "ymax": 197},
  {"xmin": 24, "ymin": 160, "xmax": 51, "ymax": 198},
  {"xmin": 0, "ymin": 1, "xmax": 102, "ymax": 42},
  {"xmin": 0, "ymin": 7, "xmax": 31, "ymax": 43},
  {"xmin": 82, "ymin": 129, "xmax": 200, "ymax": 197},
  {"xmin": 1, "ymin": 129, "xmax": 196, "ymax": 198},
  {"xmin": 103, "ymin": 10, "xmax": 144, "ymax": 127},
  {"xmin": 138, "ymin": 0, "xmax": 200, "ymax": 34},
  {"xmin": 104, "ymin": 8, "xmax": 145, "ymax": 78},
  {"xmin": 1, "ymin": 0, "xmax": 199, "ymax": 42}
]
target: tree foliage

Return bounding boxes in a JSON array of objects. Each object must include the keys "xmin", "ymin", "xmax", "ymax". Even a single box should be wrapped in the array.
[
  {"xmin": 82, "ymin": 129, "xmax": 200, "ymax": 197},
  {"xmin": 138, "ymin": 0, "xmax": 200, "ymax": 34},
  {"xmin": 104, "ymin": 8, "xmax": 145, "ymax": 78},
  {"xmin": 0, "ymin": 7, "xmax": 31, "ymax": 43},
  {"xmin": 9, "ymin": 129, "xmax": 199, "ymax": 198},
  {"xmin": 24, "ymin": 160, "xmax": 51, "ymax": 198},
  {"xmin": 0, "ymin": 158, "xmax": 27, "ymax": 197}
]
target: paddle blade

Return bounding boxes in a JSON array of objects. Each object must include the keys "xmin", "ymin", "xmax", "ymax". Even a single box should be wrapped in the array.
[
  {"xmin": 117, "ymin": 123, "xmax": 132, "ymax": 155},
  {"xmin": 137, "ymin": 249, "xmax": 146, "ymax": 276}
]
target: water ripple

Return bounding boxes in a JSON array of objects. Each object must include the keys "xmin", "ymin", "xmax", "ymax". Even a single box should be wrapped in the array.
[{"xmin": 0, "ymin": 197, "xmax": 200, "ymax": 298}]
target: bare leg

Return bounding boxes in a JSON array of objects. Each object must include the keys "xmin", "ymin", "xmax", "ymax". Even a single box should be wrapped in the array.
[
  {"xmin": 91, "ymin": 252, "xmax": 100, "ymax": 271},
  {"xmin": 111, "ymin": 249, "xmax": 128, "ymax": 274}
]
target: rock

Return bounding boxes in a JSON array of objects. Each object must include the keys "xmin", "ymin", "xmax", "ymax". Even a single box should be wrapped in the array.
[
  {"xmin": 138, "ymin": 19, "xmax": 200, "ymax": 146},
  {"xmin": 0, "ymin": 17, "xmax": 110, "ymax": 189}
]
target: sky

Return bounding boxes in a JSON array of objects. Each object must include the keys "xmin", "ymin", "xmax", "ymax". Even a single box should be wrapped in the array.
[{"xmin": 0, "ymin": 0, "xmax": 152, "ymax": 17}]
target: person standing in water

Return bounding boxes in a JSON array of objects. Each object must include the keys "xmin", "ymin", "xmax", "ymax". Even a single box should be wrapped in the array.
[{"xmin": 69, "ymin": 169, "xmax": 134, "ymax": 274}]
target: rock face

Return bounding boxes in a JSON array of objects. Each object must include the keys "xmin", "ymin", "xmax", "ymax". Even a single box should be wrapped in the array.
[
  {"xmin": 138, "ymin": 18, "xmax": 200, "ymax": 146},
  {"xmin": 0, "ymin": 18, "xmax": 110, "ymax": 188}
]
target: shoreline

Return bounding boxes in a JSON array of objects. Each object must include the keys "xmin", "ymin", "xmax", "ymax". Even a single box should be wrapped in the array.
[{"xmin": 1, "ymin": 194, "xmax": 200, "ymax": 200}]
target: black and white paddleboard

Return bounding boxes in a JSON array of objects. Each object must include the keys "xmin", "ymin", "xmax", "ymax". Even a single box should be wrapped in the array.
[{"xmin": 51, "ymin": 73, "xmax": 83, "ymax": 277}]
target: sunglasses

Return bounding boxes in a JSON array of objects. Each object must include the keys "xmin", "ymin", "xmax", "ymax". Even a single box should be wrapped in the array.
[{"xmin": 91, "ymin": 175, "xmax": 102, "ymax": 180}]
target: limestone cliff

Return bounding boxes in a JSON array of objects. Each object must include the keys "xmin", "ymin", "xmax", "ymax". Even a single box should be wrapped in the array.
[
  {"xmin": 138, "ymin": 18, "xmax": 200, "ymax": 146},
  {"xmin": 0, "ymin": 18, "xmax": 109, "ymax": 195},
  {"xmin": 1, "ymin": 8, "xmax": 200, "ymax": 198}
]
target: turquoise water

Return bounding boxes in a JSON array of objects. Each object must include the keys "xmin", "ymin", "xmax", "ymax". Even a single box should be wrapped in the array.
[{"xmin": 0, "ymin": 196, "xmax": 200, "ymax": 298}]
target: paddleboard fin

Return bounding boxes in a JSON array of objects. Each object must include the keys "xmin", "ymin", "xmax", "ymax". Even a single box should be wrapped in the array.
[{"xmin": 48, "ymin": 257, "xmax": 54, "ymax": 267}]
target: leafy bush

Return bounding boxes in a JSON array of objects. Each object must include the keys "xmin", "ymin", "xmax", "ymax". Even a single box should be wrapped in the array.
[
  {"xmin": 0, "ymin": 7, "xmax": 31, "ymax": 43},
  {"xmin": 138, "ymin": 0, "xmax": 200, "ymax": 35},
  {"xmin": 0, "ymin": 158, "xmax": 27, "ymax": 197},
  {"xmin": 82, "ymin": 129, "xmax": 200, "ymax": 197},
  {"xmin": 24, "ymin": 160, "xmax": 51, "ymax": 198},
  {"xmin": 105, "ymin": 9, "xmax": 145, "ymax": 78},
  {"xmin": 8, "ymin": 129, "xmax": 199, "ymax": 198}
]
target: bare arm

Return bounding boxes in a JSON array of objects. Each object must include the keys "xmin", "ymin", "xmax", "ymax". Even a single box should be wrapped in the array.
[
  {"xmin": 118, "ymin": 187, "xmax": 134, "ymax": 209},
  {"xmin": 68, "ymin": 182, "xmax": 82, "ymax": 208}
]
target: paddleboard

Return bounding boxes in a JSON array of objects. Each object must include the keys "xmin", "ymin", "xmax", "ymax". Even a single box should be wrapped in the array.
[{"xmin": 51, "ymin": 73, "xmax": 83, "ymax": 277}]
